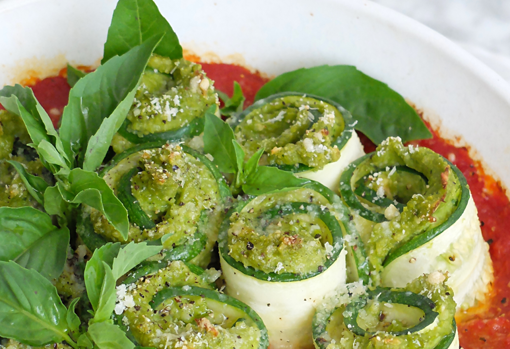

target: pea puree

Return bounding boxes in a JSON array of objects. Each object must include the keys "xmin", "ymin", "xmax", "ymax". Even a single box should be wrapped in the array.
[
  {"xmin": 120, "ymin": 262, "xmax": 261, "ymax": 349},
  {"xmin": 227, "ymin": 188, "xmax": 336, "ymax": 275},
  {"xmin": 234, "ymin": 96, "xmax": 345, "ymax": 169},
  {"xmin": 90, "ymin": 144, "xmax": 222, "ymax": 253},
  {"xmin": 352, "ymin": 138, "xmax": 462, "ymax": 282},
  {"xmin": 112, "ymin": 54, "xmax": 218, "ymax": 153},
  {"xmin": 0, "ymin": 110, "xmax": 48, "ymax": 209}
]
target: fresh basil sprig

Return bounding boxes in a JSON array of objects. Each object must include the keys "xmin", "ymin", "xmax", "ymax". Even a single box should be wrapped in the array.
[
  {"xmin": 60, "ymin": 35, "xmax": 162, "ymax": 171},
  {"xmin": 255, "ymin": 65, "xmax": 432, "ymax": 144},
  {"xmin": 0, "ymin": 242, "xmax": 161, "ymax": 348},
  {"xmin": 203, "ymin": 111, "xmax": 309, "ymax": 195},
  {"xmin": 102, "ymin": 0, "xmax": 182, "ymax": 64},
  {"xmin": 217, "ymin": 82, "xmax": 245, "ymax": 117},
  {"xmin": 0, "ymin": 36, "xmax": 162, "ymax": 239}
]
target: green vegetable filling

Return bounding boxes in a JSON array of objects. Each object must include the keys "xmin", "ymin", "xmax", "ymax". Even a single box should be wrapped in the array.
[
  {"xmin": 342, "ymin": 138, "xmax": 462, "ymax": 282},
  {"xmin": 227, "ymin": 188, "xmax": 338, "ymax": 275},
  {"xmin": 119, "ymin": 262, "xmax": 262, "ymax": 349},
  {"xmin": 0, "ymin": 110, "xmax": 48, "ymax": 209},
  {"xmin": 112, "ymin": 54, "xmax": 218, "ymax": 153},
  {"xmin": 89, "ymin": 143, "xmax": 223, "ymax": 266},
  {"xmin": 233, "ymin": 95, "xmax": 345, "ymax": 169},
  {"xmin": 314, "ymin": 274, "xmax": 456, "ymax": 349}
]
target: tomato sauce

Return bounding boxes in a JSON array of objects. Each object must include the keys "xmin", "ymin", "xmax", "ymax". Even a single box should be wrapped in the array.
[{"xmin": 11, "ymin": 62, "xmax": 510, "ymax": 349}]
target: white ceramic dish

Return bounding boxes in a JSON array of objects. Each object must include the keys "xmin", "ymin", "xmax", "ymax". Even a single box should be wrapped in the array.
[{"xmin": 0, "ymin": 0, "xmax": 509, "ymax": 191}]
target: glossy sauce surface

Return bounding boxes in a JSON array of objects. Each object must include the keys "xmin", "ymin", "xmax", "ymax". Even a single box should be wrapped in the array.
[{"xmin": 14, "ymin": 62, "xmax": 510, "ymax": 349}]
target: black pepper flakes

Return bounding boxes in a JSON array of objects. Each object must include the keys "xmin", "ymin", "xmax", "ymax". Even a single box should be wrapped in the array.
[{"xmin": 247, "ymin": 241, "xmax": 254, "ymax": 250}]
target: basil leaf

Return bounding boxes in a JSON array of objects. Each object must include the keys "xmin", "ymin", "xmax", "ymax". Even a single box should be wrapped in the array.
[
  {"xmin": 66, "ymin": 298, "xmax": 82, "ymax": 334},
  {"xmin": 60, "ymin": 36, "xmax": 161, "ymax": 168},
  {"xmin": 219, "ymin": 82, "xmax": 245, "ymax": 117},
  {"xmin": 232, "ymin": 141, "xmax": 245, "ymax": 187},
  {"xmin": 43, "ymin": 185, "xmax": 70, "ymax": 220},
  {"xmin": 64, "ymin": 169, "xmax": 129, "ymax": 239},
  {"xmin": 93, "ymin": 261, "xmax": 117, "ymax": 323},
  {"xmin": 67, "ymin": 64, "xmax": 86, "ymax": 88},
  {"xmin": 7, "ymin": 160, "xmax": 49, "ymax": 205},
  {"xmin": 244, "ymin": 148, "xmax": 263, "ymax": 180},
  {"xmin": 243, "ymin": 166, "xmax": 309, "ymax": 195},
  {"xmin": 37, "ymin": 139, "xmax": 69, "ymax": 171},
  {"xmin": 102, "ymin": 0, "xmax": 182, "ymax": 64},
  {"xmin": 111, "ymin": 241, "xmax": 162, "ymax": 280},
  {"xmin": 203, "ymin": 111, "xmax": 237, "ymax": 174},
  {"xmin": 83, "ymin": 88, "xmax": 137, "ymax": 172},
  {"xmin": 78, "ymin": 333, "xmax": 94, "ymax": 348},
  {"xmin": 88, "ymin": 322, "xmax": 135, "ymax": 349},
  {"xmin": 85, "ymin": 243, "xmax": 121, "ymax": 322},
  {"xmin": 0, "ymin": 207, "xmax": 68, "ymax": 281},
  {"xmin": 0, "ymin": 261, "xmax": 71, "ymax": 346},
  {"xmin": 0, "ymin": 85, "xmax": 70, "ymax": 165},
  {"xmin": 255, "ymin": 65, "xmax": 432, "ymax": 144}
]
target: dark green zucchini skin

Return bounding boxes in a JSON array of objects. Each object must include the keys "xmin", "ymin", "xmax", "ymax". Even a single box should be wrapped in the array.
[
  {"xmin": 312, "ymin": 289, "xmax": 456, "ymax": 349},
  {"xmin": 435, "ymin": 320, "xmax": 457, "ymax": 349},
  {"xmin": 343, "ymin": 287, "xmax": 438, "ymax": 337},
  {"xmin": 218, "ymin": 180, "xmax": 369, "ymax": 283},
  {"xmin": 338, "ymin": 152, "xmax": 470, "ymax": 267},
  {"xmin": 117, "ymin": 112, "xmax": 205, "ymax": 144},
  {"xmin": 117, "ymin": 167, "xmax": 156, "ymax": 230},
  {"xmin": 228, "ymin": 92, "xmax": 357, "ymax": 173},
  {"xmin": 77, "ymin": 141, "xmax": 232, "ymax": 265},
  {"xmin": 117, "ymin": 286, "xmax": 269, "ymax": 349}
]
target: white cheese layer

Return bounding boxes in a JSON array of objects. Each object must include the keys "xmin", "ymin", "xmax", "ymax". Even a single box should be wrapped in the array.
[
  {"xmin": 381, "ymin": 195, "xmax": 494, "ymax": 309},
  {"xmin": 297, "ymin": 131, "xmax": 365, "ymax": 193},
  {"xmin": 220, "ymin": 249, "xmax": 347, "ymax": 349}
]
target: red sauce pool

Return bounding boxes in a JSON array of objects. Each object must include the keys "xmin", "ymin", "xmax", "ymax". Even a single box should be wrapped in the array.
[{"xmin": 9, "ymin": 62, "xmax": 510, "ymax": 349}]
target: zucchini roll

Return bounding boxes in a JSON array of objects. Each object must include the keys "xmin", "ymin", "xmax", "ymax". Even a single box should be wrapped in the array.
[
  {"xmin": 0, "ymin": 110, "xmax": 51, "ymax": 208},
  {"xmin": 313, "ymin": 272, "xmax": 458, "ymax": 349},
  {"xmin": 339, "ymin": 137, "xmax": 493, "ymax": 309},
  {"xmin": 78, "ymin": 142, "xmax": 231, "ymax": 268},
  {"xmin": 112, "ymin": 54, "xmax": 219, "ymax": 153},
  {"xmin": 219, "ymin": 182, "xmax": 350, "ymax": 348},
  {"xmin": 228, "ymin": 92, "xmax": 365, "ymax": 192},
  {"xmin": 115, "ymin": 261, "xmax": 268, "ymax": 349}
]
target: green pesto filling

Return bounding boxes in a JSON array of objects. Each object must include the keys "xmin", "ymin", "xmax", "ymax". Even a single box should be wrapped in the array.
[
  {"xmin": 350, "ymin": 138, "xmax": 461, "ymax": 281},
  {"xmin": 233, "ymin": 95, "xmax": 345, "ymax": 169},
  {"xmin": 90, "ymin": 144, "xmax": 223, "ymax": 257},
  {"xmin": 315, "ymin": 275, "xmax": 456, "ymax": 349},
  {"xmin": 0, "ymin": 110, "xmax": 47, "ymax": 209},
  {"xmin": 112, "ymin": 54, "xmax": 218, "ymax": 153},
  {"xmin": 227, "ymin": 188, "xmax": 336, "ymax": 275},
  {"xmin": 119, "ymin": 262, "xmax": 261, "ymax": 349}
]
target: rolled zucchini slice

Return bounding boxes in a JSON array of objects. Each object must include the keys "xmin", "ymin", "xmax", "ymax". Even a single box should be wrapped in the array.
[
  {"xmin": 219, "ymin": 182, "xmax": 354, "ymax": 348},
  {"xmin": 228, "ymin": 92, "xmax": 365, "ymax": 192},
  {"xmin": 313, "ymin": 272, "xmax": 458, "ymax": 349},
  {"xmin": 339, "ymin": 137, "xmax": 493, "ymax": 309},
  {"xmin": 115, "ymin": 261, "xmax": 268, "ymax": 349},
  {"xmin": 78, "ymin": 141, "xmax": 231, "ymax": 268},
  {"xmin": 112, "ymin": 54, "xmax": 219, "ymax": 154}
]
